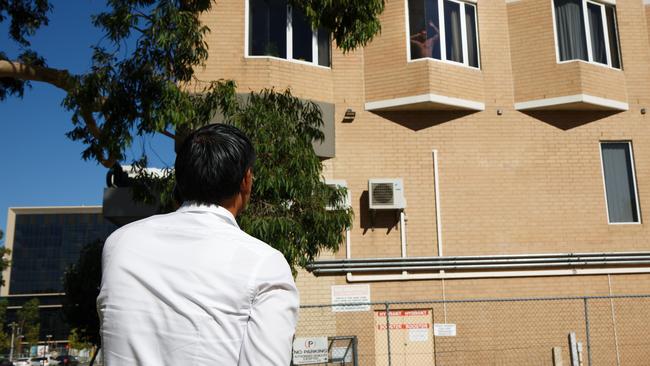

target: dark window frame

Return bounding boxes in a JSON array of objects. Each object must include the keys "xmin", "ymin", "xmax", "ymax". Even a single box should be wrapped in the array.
[{"xmin": 247, "ymin": 0, "xmax": 332, "ymax": 68}]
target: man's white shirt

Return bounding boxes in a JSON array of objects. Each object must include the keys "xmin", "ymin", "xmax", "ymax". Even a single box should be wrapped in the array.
[{"xmin": 97, "ymin": 203, "xmax": 299, "ymax": 365}]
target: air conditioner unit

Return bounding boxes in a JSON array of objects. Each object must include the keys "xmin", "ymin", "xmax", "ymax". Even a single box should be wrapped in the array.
[
  {"xmin": 368, "ymin": 178, "xmax": 406, "ymax": 210},
  {"xmin": 325, "ymin": 179, "xmax": 351, "ymax": 210}
]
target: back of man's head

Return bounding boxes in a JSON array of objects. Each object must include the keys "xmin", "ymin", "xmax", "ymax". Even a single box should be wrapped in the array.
[{"xmin": 175, "ymin": 123, "xmax": 255, "ymax": 205}]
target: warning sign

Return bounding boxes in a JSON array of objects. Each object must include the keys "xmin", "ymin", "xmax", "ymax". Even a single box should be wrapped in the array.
[
  {"xmin": 293, "ymin": 337, "xmax": 328, "ymax": 365},
  {"xmin": 331, "ymin": 284, "xmax": 371, "ymax": 312},
  {"xmin": 374, "ymin": 309, "xmax": 434, "ymax": 366}
]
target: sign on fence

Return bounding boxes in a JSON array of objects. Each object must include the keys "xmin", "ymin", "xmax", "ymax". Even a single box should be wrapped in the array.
[
  {"xmin": 374, "ymin": 309, "xmax": 435, "ymax": 365},
  {"xmin": 292, "ymin": 337, "xmax": 329, "ymax": 365},
  {"xmin": 434, "ymin": 323, "xmax": 457, "ymax": 337},
  {"xmin": 331, "ymin": 284, "xmax": 371, "ymax": 312}
]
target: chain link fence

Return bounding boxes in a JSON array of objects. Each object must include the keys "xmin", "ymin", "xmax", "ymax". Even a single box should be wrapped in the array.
[{"xmin": 293, "ymin": 295, "xmax": 650, "ymax": 365}]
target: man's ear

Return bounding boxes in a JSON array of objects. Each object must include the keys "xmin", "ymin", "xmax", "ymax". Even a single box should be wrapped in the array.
[{"xmin": 240, "ymin": 168, "xmax": 253, "ymax": 194}]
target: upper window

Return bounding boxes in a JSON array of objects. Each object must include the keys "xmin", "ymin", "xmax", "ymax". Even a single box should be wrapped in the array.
[
  {"xmin": 407, "ymin": 0, "xmax": 480, "ymax": 68},
  {"xmin": 554, "ymin": 0, "xmax": 621, "ymax": 69},
  {"xmin": 600, "ymin": 142, "xmax": 640, "ymax": 224},
  {"xmin": 248, "ymin": 0, "xmax": 331, "ymax": 67}
]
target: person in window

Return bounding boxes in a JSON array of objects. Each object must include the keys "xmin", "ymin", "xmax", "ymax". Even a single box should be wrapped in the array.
[{"xmin": 410, "ymin": 20, "xmax": 440, "ymax": 59}]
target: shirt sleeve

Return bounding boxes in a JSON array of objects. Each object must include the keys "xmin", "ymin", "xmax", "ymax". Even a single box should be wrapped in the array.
[{"xmin": 238, "ymin": 251, "xmax": 299, "ymax": 366}]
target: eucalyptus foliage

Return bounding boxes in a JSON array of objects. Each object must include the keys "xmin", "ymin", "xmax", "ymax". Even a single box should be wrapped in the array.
[
  {"xmin": 63, "ymin": 240, "xmax": 104, "ymax": 346},
  {"xmin": 0, "ymin": 230, "xmax": 10, "ymax": 287},
  {"xmin": 2, "ymin": 0, "xmax": 375, "ymax": 350},
  {"xmin": 237, "ymin": 90, "xmax": 353, "ymax": 271},
  {"xmin": 1, "ymin": 1, "xmax": 375, "ymax": 270},
  {"xmin": 133, "ymin": 89, "xmax": 354, "ymax": 273},
  {"xmin": 17, "ymin": 298, "xmax": 40, "ymax": 346},
  {"xmin": 0, "ymin": 299, "xmax": 10, "ymax": 354}
]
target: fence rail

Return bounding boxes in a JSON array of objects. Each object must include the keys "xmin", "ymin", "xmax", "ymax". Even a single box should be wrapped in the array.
[{"xmin": 294, "ymin": 295, "xmax": 650, "ymax": 365}]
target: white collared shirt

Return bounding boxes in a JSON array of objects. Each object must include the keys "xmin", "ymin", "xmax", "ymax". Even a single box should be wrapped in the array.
[{"xmin": 97, "ymin": 203, "xmax": 299, "ymax": 366}]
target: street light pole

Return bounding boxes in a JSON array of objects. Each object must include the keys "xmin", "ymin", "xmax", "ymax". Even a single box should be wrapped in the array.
[
  {"xmin": 46, "ymin": 334, "xmax": 53, "ymax": 355},
  {"xmin": 8, "ymin": 322, "xmax": 16, "ymax": 361}
]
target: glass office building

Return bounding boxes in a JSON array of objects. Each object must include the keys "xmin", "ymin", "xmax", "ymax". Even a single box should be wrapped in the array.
[{"xmin": 2, "ymin": 207, "xmax": 117, "ymax": 342}]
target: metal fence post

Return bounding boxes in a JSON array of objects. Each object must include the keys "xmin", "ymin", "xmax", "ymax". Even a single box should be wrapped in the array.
[
  {"xmin": 386, "ymin": 302, "xmax": 392, "ymax": 366},
  {"xmin": 353, "ymin": 336, "xmax": 359, "ymax": 366},
  {"xmin": 583, "ymin": 297, "xmax": 592, "ymax": 366}
]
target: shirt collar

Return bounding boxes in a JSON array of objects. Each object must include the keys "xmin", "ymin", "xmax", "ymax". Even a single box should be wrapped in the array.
[{"xmin": 176, "ymin": 202, "xmax": 240, "ymax": 228}]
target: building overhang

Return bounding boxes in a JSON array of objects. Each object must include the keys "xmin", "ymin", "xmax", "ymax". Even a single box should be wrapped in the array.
[
  {"xmin": 514, "ymin": 94, "xmax": 629, "ymax": 111},
  {"xmin": 102, "ymin": 187, "xmax": 159, "ymax": 227},
  {"xmin": 365, "ymin": 93, "xmax": 485, "ymax": 112},
  {"xmin": 211, "ymin": 94, "xmax": 336, "ymax": 159}
]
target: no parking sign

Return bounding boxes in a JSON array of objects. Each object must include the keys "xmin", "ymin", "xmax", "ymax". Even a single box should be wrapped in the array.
[{"xmin": 293, "ymin": 337, "xmax": 328, "ymax": 365}]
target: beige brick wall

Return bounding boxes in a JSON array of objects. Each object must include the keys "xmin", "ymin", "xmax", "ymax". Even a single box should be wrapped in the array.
[{"xmin": 200, "ymin": 0, "xmax": 650, "ymax": 309}]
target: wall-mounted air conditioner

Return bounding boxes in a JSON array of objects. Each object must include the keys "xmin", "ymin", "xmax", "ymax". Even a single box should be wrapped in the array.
[
  {"xmin": 325, "ymin": 179, "xmax": 351, "ymax": 210},
  {"xmin": 368, "ymin": 178, "xmax": 406, "ymax": 210}
]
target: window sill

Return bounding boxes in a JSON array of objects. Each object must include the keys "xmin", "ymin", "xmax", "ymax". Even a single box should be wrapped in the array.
[
  {"xmin": 407, "ymin": 56, "xmax": 481, "ymax": 71},
  {"xmin": 557, "ymin": 59, "xmax": 622, "ymax": 71},
  {"xmin": 244, "ymin": 55, "xmax": 331, "ymax": 70}
]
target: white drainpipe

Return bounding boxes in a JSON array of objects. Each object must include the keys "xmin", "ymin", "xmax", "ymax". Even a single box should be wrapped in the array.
[
  {"xmin": 346, "ymin": 267, "xmax": 650, "ymax": 282},
  {"xmin": 433, "ymin": 149, "xmax": 443, "ymax": 257}
]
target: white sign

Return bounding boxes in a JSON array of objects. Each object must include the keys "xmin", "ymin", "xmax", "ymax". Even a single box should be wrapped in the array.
[
  {"xmin": 293, "ymin": 337, "xmax": 328, "ymax": 365},
  {"xmin": 331, "ymin": 284, "xmax": 370, "ymax": 312},
  {"xmin": 409, "ymin": 328, "xmax": 429, "ymax": 342},
  {"xmin": 434, "ymin": 323, "xmax": 457, "ymax": 337}
]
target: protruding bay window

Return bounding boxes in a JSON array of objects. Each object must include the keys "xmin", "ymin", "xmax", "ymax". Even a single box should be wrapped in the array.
[{"xmin": 553, "ymin": 0, "xmax": 621, "ymax": 69}]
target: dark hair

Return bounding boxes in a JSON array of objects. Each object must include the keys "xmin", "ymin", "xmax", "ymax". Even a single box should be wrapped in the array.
[{"xmin": 175, "ymin": 123, "xmax": 256, "ymax": 205}]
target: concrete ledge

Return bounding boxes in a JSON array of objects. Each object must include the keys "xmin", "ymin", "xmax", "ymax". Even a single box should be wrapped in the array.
[
  {"xmin": 515, "ymin": 94, "xmax": 629, "ymax": 111},
  {"xmin": 365, "ymin": 93, "xmax": 485, "ymax": 112}
]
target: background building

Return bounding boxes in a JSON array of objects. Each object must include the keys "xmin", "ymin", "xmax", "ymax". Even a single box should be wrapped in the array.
[
  {"xmin": 196, "ymin": 0, "xmax": 650, "ymax": 364},
  {"xmin": 1, "ymin": 207, "xmax": 116, "ymax": 344}
]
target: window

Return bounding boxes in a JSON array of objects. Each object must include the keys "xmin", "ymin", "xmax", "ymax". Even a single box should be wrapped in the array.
[
  {"xmin": 554, "ymin": 0, "xmax": 621, "ymax": 68},
  {"xmin": 248, "ymin": 0, "xmax": 331, "ymax": 67},
  {"xmin": 600, "ymin": 142, "xmax": 640, "ymax": 224},
  {"xmin": 407, "ymin": 0, "xmax": 480, "ymax": 68}
]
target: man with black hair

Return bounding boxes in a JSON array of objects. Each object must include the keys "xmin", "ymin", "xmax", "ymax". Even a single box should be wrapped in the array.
[{"xmin": 97, "ymin": 123, "xmax": 299, "ymax": 365}]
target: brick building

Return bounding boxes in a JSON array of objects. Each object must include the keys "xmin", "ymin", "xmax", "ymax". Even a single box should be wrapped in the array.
[
  {"xmin": 4, "ymin": 0, "xmax": 650, "ymax": 362},
  {"xmin": 195, "ymin": 0, "xmax": 650, "ymax": 364}
]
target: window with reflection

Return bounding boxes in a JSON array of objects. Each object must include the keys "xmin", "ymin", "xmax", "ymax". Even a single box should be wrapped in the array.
[
  {"xmin": 554, "ymin": 0, "xmax": 621, "ymax": 68},
  {"xmin": 408, "ymin": 0, "xmax": 480, "ymax": 68},
  {"xmin": 600, "ymin": 142, "xmax": 640, "ymax": 223},
  {"xmin": 248, "ymin": 0, "xmax": 331, "ymax": 67}
]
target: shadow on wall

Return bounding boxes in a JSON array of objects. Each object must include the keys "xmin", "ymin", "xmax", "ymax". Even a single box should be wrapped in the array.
[
  {"xmin": 523, "ymin": 110, "xmax": 621, "ymax": 130},
  {"xmin": 359, "ymin": 191, "xmax": 400, "ymax": 235},
  {"xmin": 375, "ymin": 110, "xmax": 477, "ymax": 131}
]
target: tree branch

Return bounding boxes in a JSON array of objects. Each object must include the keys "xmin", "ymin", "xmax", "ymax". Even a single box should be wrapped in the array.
[
  {"xmin": 79, "ymin": 108, "xmax": 117, "ymax": 168},
  {"xmin": 161, "ymin": 130, "xmax": 175, "ymax": 139},
  {"xmin": 0, "ymin": 60, "xmax": 76, "ymax": 92}
]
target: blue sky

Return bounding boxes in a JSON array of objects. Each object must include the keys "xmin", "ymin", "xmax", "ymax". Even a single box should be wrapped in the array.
[{"xmin": 0, "ymin": 1, "xmax": 175, "ymax": 241}]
